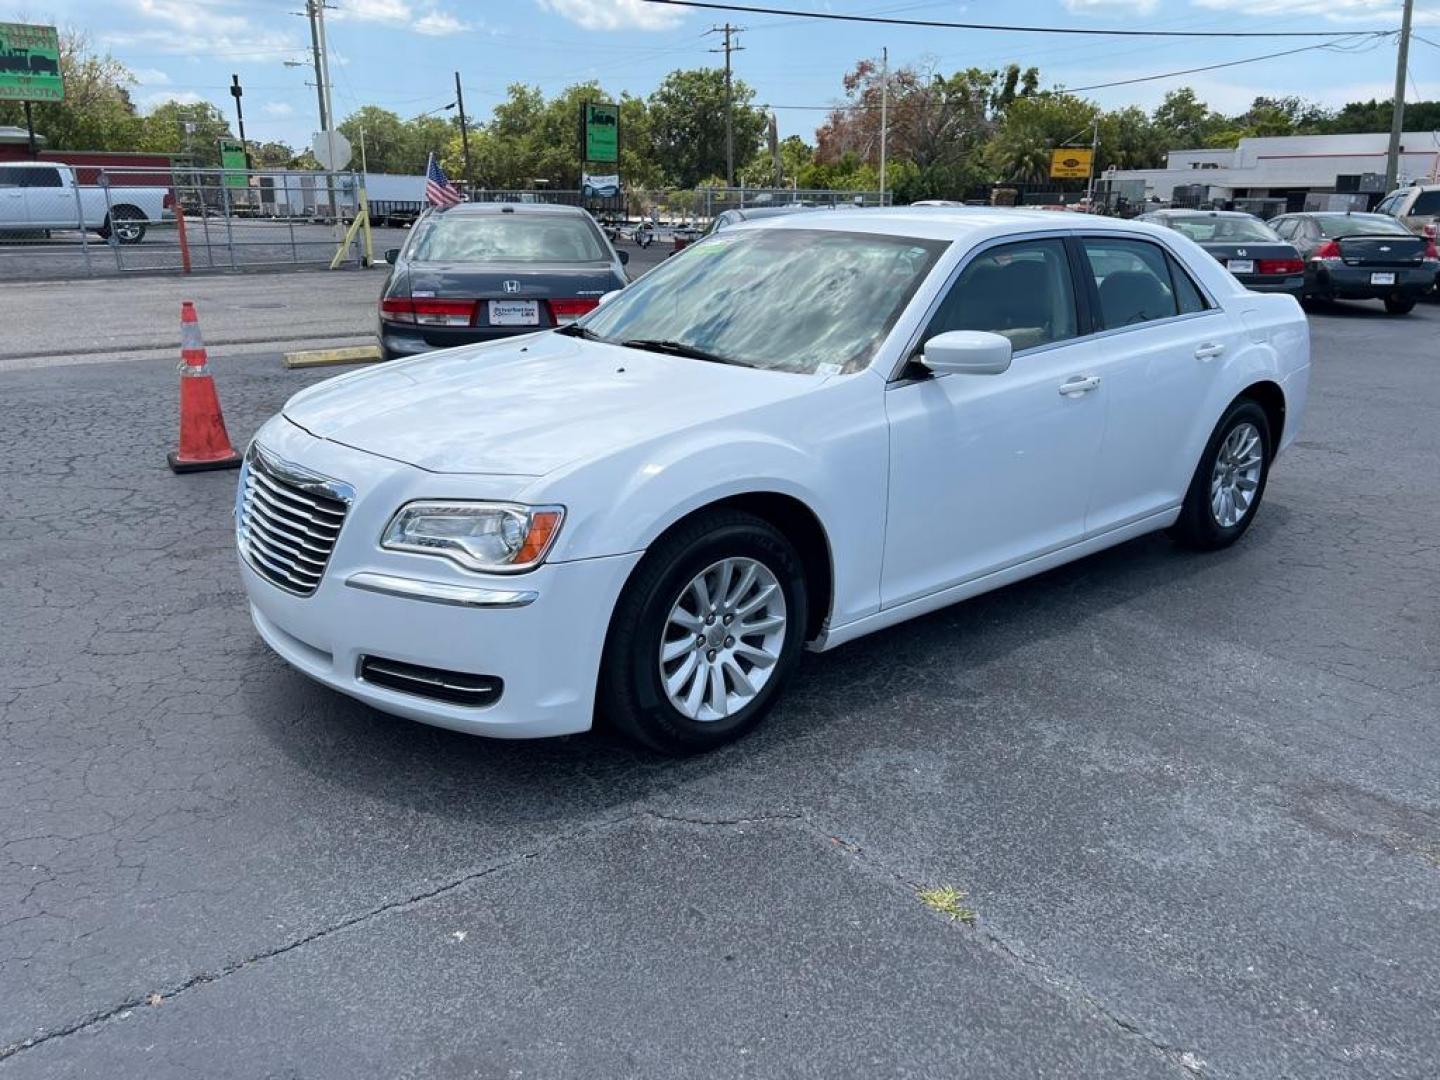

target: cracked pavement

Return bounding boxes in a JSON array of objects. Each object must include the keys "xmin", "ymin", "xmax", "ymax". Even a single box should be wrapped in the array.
[{"xmin": 0, "ymin": 292, "xmax": 1436, "ymax": 1077}]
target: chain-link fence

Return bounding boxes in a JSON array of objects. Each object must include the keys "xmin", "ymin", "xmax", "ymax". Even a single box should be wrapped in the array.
[
  {"xmin": 0, "ymin": 164, "xmax": 385, "ymax": 281},
  {"xmin": 0, "ymin": 167, "xmax": 894, "ymax": 281}
]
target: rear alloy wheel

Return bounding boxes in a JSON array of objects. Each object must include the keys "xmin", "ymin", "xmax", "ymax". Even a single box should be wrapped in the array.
[
  {"xmin": 599, "ymin": 509, "xmax": 808, "ymax": 754},
  {"xmin": 1170, "ymin": 400, "xmax": 1272, "ymax": 550},
  {"xmin": 105, "ymin": 208, "xmax": 147, "ymax": 244},
  {"xmin": 1384, "ymin": 295, "xmax": 1416, "ymax": 315}
]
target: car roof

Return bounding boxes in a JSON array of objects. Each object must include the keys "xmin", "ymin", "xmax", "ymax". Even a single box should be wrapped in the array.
[
  {"xmin": 737, "ymin": 205, "xmax": 817, "ymax": 220},
  {"xmin": 1151, "ymin": 209, "xmax": 1260, "ymax": 219},
  {"xmin": 746, "ymin": 205, "xmax": 1162, "ymax": 244}
]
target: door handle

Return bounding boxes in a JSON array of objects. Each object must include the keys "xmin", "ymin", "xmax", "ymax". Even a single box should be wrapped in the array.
[
  {"xmin": 1194, "ymin": 342, "xmax": 1226, "ymax": 360},
  {"xmin": 1058, "ymin": 375, "xmax": 1101, "ymax": 396}
]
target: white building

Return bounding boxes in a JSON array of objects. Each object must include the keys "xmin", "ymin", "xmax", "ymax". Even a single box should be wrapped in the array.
[{"xmin": 1110, "ymin": 131, "xmax": 1440, "ymax": 209}]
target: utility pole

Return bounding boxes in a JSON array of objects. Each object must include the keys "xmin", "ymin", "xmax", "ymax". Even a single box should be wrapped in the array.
[
  {"xmin": 454, "ymin": 71, "xmax": 473, "ymax": 191},
  {"xmin": 879, "ymin": 47, "xmax": 888, "ymax": 206},
  {"xmin": 1084, "ymin": 115, "xmax": 1100, "ymax": 210},
  {"xmin": 229, "ymin": 75, "xmax": 249, "ymax": 166},
  {"xmin": 1384, "ymin": 0, "xmax": 1415, "ymax": 191},
  {"xmin": 306, "ymin": 0, "xmax": 328, "ymax": 132},
  {"xmin": 768, "ymin": 111, "xmax": 781, "ymax": 187},
  {"xmin": 707, "ymin": 23, "xmax": 744, "ymax": 186}
]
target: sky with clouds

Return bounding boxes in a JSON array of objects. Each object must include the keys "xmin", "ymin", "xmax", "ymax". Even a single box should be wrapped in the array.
[{"xmin": 12, "ymin": 0, "xmax": 1439, "ymax": 154}]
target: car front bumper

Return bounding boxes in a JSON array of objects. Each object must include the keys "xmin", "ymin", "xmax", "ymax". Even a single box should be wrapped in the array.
[{"xmin": 238, "ymin": 418, "xmax": 641, "ymax": 739}]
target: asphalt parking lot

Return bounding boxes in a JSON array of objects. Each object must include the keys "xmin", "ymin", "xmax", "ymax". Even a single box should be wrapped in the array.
[{"xmin": 1, "ymin": 292, "xmax": 1437, "ymax": 1077}]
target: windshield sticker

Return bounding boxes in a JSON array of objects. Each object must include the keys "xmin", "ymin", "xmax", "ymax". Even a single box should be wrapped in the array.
[{"xmin": 816, "ymin": 362, "xmax": 843, "ymax": 377}]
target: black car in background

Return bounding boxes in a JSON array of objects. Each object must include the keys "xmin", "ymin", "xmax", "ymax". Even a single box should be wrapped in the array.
[
  {"xmin": 378, "ymin": 203, "xmax": 630, "ymax": 360},
  {"xmin": 1269, "ymin": 211, "xmax": 1439, "ymax": 315},
  {"xmin": 1140, "ymin": 210, "xmax": 1305, "ymax": 298}
]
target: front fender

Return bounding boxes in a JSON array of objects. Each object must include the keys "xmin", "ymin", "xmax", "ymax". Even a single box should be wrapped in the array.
[{"xmin": 526, "ymin": 372, "xmax": 890, "ymax": 630}]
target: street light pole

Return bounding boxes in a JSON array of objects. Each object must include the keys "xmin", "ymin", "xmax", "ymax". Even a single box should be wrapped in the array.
[
  {"xmin": 229, "ymin": 75, "xmax": 249, "ymax": 165},
  {"xmin": 1384, "ymin": 0, "xmax": 1415, "ymax": 191},
  {"xmin": 879, "ymin": 47, "xmax": 888, "ymax": 206}
]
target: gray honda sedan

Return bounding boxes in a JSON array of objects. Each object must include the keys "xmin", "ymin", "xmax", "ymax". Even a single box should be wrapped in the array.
[{"xmin": 377, "ymin": 203, "xmax": 630, "ymax": 360}]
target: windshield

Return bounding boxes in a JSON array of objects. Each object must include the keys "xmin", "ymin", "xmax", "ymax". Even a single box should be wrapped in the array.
[
  {"xmin": 575, "ymin": 227, "xmax": 946, "ymax": 374},
  {"xmin": 406, "ymin": 212, "xmax": 608, "ymax": 263},
  {"xmin": 1315, "ymin": 214, "xmax": 1413, "ymax": 238},
  {"xmin": 1162, "ymin": 215, "xmax": 1278, "ymax": 242}
]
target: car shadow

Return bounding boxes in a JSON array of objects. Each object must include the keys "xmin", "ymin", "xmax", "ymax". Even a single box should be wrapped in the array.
[{"xmin": 248, "ymin": 505, "xmax": 1292, "ymax": 828}]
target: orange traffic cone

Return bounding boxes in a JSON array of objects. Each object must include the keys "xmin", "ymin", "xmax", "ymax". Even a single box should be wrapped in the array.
[{"xmin": 167, "ymin": 301, "xmax": 242, "ymax": 473}]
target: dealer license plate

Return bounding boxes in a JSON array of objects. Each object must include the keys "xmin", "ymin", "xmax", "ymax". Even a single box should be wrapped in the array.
[
  {"xmin": 1370, "ymin": 272, "xmax": 1396, "ymax": 286},
  {"xmin": 488, "ymin": 300, "xmax": 539, "ymax": 326},
  {"xmin": 1227, "ymin": 259, "xmax": 1254, "ymax": 275}
]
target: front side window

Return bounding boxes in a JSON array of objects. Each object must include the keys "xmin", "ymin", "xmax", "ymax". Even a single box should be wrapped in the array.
[
  {"xmin": 577, "ymin": 227, "xmax": 946, "ymax": 375},
  {"xmin": 1084, "ymin": 238, "xmax": 1180, "ymax": 329},
  {"xmin": 406, "ymin": 212, "xmax": 608, "ymax": 263},
  {"xmin": 921, "ymin": 238, "xmax": 1077, "ymax": 353}
]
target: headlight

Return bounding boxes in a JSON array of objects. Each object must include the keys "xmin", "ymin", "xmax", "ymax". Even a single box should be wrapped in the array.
[{"xmin": 380, "ymin": 501, "xmax": 565, "ymax": 573}]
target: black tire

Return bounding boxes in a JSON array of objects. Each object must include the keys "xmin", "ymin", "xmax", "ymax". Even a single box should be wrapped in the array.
[
  {"xmin": 105, "ymin": 207, "xmax": 147, "ymax": 244},
  {"xmin": 1169, "ymin": 399, "xmax": 1272, "ymax": 551},
  {"xmin": 1384, "ymin": 295, "xmax": 1416, "ymax": 315},
  {"xmin": 598, "ymin": 509, "xmax": 808, "ymax": 755}
]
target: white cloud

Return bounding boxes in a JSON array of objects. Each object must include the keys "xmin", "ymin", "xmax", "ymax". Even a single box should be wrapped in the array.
[
  {"xmin": 1063, "ymin": 0, "xmax": 1160, "ymax": 14},
  {"xmin": 130, "ymin": 67, "xmax": 171, "ymax": 85},
  {"xmin": 415, "ymin": 9, "xmax": 470, "ymax": 35},
  {"xmin": 1191, "ymin": 0, "xmax": 1436, "ymax": 25},
  {"xmin": 536, "ymin": 0, "xmax": 684, "ymax": 31},
  {"xmin": 140, "ymin": 90, "xmax": 206, "ymax": 111},
  {"xmin": 337, "ymin": 0, "xmax": 413, "ymax": 20},
  {"xmin": 104, "ymin": 0, "xmax": 301, "ymax": 59},
  {"xmin": 262, "ymin": 101, "xmax": 295, "ymax": 117}
]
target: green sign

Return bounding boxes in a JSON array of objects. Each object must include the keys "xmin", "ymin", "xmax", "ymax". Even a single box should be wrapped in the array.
[
  {"xmin": 218, "ymin": 138, "xmax": 249, "ymax": 188},
  {"xmin": 582, "ymin": 102, "xmax": 619, "ymax": 165},
  {"xmin": 0, "ymin": 23, "xmax": 63, "ymax": 103}
]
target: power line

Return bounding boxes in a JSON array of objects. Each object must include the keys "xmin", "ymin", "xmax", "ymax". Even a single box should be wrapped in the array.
[
  {"xmin": 756, "ymin": 34, "xmax": 1387, "ymax": 110},
  {"xmin": 639, "ymin": 0, "xmax": 1390, "ymax": 37}
]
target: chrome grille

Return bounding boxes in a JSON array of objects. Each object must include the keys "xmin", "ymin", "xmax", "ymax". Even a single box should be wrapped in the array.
[{"xmin": 237, "ymin": 443, "xmax": 353, "ymax": 596}]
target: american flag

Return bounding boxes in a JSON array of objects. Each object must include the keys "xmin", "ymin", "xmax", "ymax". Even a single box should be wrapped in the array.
[{"xmin": 425, "ymin": 153, "xmax": 462, "ymax": 209}]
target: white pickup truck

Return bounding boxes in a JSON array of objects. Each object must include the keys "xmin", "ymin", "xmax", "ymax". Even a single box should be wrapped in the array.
[{"xmin": 0, "ymin": 162, "xmax": 171, "ymax": 244}]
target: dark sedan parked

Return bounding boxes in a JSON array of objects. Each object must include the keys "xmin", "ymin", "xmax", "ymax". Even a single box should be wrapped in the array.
[
  {"xmin": 1269, "ymin": 211, "xmax": 1439, "ymax": 315},
  {"xmin": 1140, "ymin": 210, "xmax": 1305, "ymax": 298},
  {"xmin": 378, "ymin": 203, "xmax": 630, "ymax": 360}
]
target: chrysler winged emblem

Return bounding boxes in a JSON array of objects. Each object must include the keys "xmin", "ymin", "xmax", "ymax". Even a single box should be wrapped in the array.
[{"xmin": 503, "ymin": 280, "xmax": 521, "ymax": 294}]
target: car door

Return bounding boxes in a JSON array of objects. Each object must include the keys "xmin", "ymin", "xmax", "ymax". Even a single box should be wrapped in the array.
[
  {"xmin": 1077, "ymin": 234, "xmax": 1242, "ymax": 533},
  {"xmin": 0, "ymin": 166, "xmax": 26, "ymax": 227},
  {"xmin": 16, "ymin": 166, "xmax": 66, "ymax": 229},
  {"xmin": 881, "ymin": 236, "xmax": 1105, "ymax": 608}
]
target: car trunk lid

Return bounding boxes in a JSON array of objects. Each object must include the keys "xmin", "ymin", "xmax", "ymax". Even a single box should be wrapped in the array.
[{"xmin": 1336, "ymin": 235, "xmax": 1427, "ymax": 267}]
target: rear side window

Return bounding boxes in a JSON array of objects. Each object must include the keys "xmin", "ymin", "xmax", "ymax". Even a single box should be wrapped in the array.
[
  {"xmin": 1083, "ymin": 238, "xmax": 1179, "ymax": 329},
  {"xmin": 1412, "ymin": 191, "xmax": 1440, "ymax": 216},
  {"xmin": 0, "ymin": 167, "xmax": 18, "ymax": 188},
  {"xmin": 922, "ymin": 238, "xmax": 1078, "ymax": 353},
  {"xmin": 17, "ymin": 168, "xmax": 62, "ymax": 188},
  {"xmin": 1168, "ymin": 254, "xmax": 1209, "ymax": 315}
]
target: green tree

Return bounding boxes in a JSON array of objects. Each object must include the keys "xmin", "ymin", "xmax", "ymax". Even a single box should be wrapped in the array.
[
  {"xmin": 337, "ymin": 106, "xmax": 412, "ymax": 173},
  {"xmin": 135, "ymin": 101, "xmax": 234, "ymax": 166},
  {"xmin": 0, "ymin": 30, "xmax": 140, "ymax": 151},
  {"xmin": 251, "ymin": 140, "xmax": 299, "ymax": 168},
  {"xmin": 1152, "ymin": 88, "xmax": 1222, "ymax": 149},
  {"xmin": 985, "ymin": 93, "xmax": 1097, "ymax": 183},
  {"xmin": 648, "ymin": 68, "xmax": 766, "ymax": 187}
]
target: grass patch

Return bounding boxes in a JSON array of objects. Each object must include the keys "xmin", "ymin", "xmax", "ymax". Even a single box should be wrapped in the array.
[{"xmin": 917, "ymin": 885, "xmax": 977, "ymax": 925}]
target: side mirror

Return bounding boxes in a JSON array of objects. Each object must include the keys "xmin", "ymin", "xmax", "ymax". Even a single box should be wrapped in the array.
[
  {"xmin": 384, "ymin": 248, "xmax": 400, "ymax": 265},
  {"xmin": 616, "ymin": 249, "xmax": 630, "ymax": 265},
  {"xmin": 598, "ymin": 290, "xmax": 622, "ymax": 307},
  {"xmin": 921, "ymin": 330, "xmax": 1012, "ymax": 376}
]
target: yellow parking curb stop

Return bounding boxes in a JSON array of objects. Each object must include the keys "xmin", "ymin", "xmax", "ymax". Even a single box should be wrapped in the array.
[{"xmin": 283, "ymin": 345, "xmax": 383, "ymax": 369}]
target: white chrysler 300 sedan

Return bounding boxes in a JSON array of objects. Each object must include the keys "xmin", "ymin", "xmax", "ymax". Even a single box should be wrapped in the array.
[{"xmin": 237, "ymin": 208, "xmax": 1309, "ymax": 753}]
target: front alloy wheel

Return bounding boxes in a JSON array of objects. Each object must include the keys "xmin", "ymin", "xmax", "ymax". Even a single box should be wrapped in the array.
[
  {"xmin": 659, "ymin": 557, "xmax": 787, "ymax": 722},
  {"xmin": 600, "ymin": 509, "xmax": 808, "ymax": 754}
]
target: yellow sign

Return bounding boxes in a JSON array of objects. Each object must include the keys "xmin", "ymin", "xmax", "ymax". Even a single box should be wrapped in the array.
[{"xmin": 1050, "ymin": 148, "xmax": 1093, "ymax": 179}]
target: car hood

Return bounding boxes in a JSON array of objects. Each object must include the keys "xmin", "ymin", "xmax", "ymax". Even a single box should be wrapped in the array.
[{"xmin": 283, "ymin": 332, "xmax": 822, "ymax": 476}]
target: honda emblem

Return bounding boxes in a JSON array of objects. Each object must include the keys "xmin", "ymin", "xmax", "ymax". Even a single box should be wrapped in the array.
[{"xmin": 503, "ymin": 280, "xmax": 521, "ymax": 294}]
